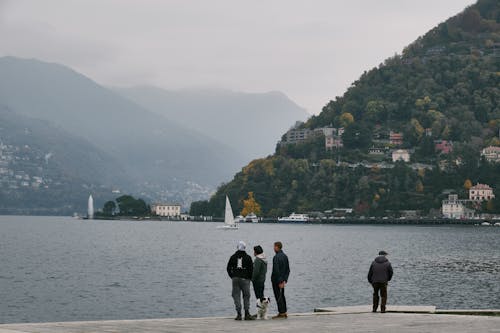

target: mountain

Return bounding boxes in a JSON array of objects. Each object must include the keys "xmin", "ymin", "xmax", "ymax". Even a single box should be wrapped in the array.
[
  {"xmin": 114, "ymin": 86, "xmax": 309, "ymax": 160},
  {"xmin": 0, "ymin": 105, "xmax": 125, "ymax": 214},
  {"xmin": 0, "ymin": 57, "xmax": 244, "ymax": 188},
  {"xmin": 190, "ymin": 0, "xmax": 500, "ymax": 217}
]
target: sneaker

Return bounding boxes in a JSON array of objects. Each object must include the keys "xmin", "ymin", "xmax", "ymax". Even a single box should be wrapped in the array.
[
  {"xmin": 272, "ymin": 313, "xmax": 287, "ymax": 319},
  {"xmin": 235, "ymin": 313, "xmax": 242, "ymax": 321}
]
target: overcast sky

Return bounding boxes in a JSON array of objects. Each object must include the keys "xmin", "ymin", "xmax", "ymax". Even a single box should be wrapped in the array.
[{"xmin": 0, "ymin": 0, "xmax": 475, "ymax": 114}]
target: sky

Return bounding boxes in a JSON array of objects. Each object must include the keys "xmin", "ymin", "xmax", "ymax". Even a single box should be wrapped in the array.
[{"xmin": 0, "ymin": 0, "xmax": 476, "ymax": 114}]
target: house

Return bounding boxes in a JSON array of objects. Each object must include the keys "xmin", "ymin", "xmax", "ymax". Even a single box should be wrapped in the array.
[
  {"xmin": 392, "ymin": 149, "xmax": 410, "ymax": 162},
  {"xmin": 389, "ymin": 131, "xmax": 403, "ymax": 146},
  {"xmin": 442, "ymin": 194, "xmax": 474, "ymax": 219},
  {"xmin": 151, "ymin": 203, "xmax": 181, "ymax": 217},
  {"xmin": 469, "ymin": 183, "xmax": 495, "ymax": 202},
  {"xmin": 481, "ymin": 146, "xmax": 500, "ymax": 163},
  {"xmin": 435, "ymin": 140, "xmax": 453, "ymax": 154},
  {"xmin": 284, "ymin": 128, "xmax": 312, "ymax": 144},
  {"xmin": 324, "ymin": 127, "xmax": 344, "ymax": 150},
  {"xmin": 368, "ymin": 147, "xmax": 386, "ymax": 155}
]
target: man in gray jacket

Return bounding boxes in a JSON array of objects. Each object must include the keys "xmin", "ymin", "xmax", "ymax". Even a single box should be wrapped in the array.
[{"xmin": 367, "ymin": 250, "xmax": 393, "ymax": 313}]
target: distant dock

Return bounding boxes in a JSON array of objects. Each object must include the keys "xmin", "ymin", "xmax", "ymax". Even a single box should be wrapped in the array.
[{"xmin": 1, "ymin": 306, "xmax": 499, "ymax": 333}]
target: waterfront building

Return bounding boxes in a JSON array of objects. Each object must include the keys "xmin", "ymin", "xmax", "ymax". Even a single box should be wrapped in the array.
[
  {"xmin": 469, "ymin": 183, "xmax": 495, "ymax": 202},
  {"xmin": 481, "ymin": 146, "xmax": 500, "ymax": 163},
  {"xmin": 392, "ymin": 149, "xmax": 410, "ymax": 162},
  {"xmin": 441, "ymin": 194, "xmax": 474, "ymax": 219},
  {"xmin": 284, "ymin": 128, "xmax": 312, "ymax": 144},
  {"xmin": 152, "ymin": 203, "xmax": 181, "ymax": 217}
]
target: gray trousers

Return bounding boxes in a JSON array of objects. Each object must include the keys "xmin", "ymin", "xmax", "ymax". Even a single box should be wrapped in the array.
[{"xmin": 232, "ymin": 277, "xmax": 251, "ymax": 314}]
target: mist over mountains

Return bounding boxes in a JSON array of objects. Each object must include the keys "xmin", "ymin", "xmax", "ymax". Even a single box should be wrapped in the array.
[
  {"xmin": 0, "ymin": 57, "xmax": 307, "ymax": 213},
  {"xmin": 115, "ymin": 86, "xmax": 308, "ymax": 160}
]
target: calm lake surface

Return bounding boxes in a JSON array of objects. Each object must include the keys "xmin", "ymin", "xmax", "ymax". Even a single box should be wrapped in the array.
[{"xmin": 0, "ymin": 216, "xmax": 499, "ymax": 323}]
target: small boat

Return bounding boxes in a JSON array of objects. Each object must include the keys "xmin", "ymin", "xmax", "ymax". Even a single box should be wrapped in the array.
[
  {"xmin": 234, "ymin": 215, "xmax": 245, "ymax": 223},
  {"xmin": 245, "ymin": 213, "xmax": 259, "ymax": 223},
  {"xmin": 278, "ymin": 213, "xmax": 309, "ymax": 223},
  {"xmin": 494, "ymin": 222, "xmax": 500, "ymax": 227},
  {"xmin": 481, "ymin": 221, "xmax": 491, "ymax": 226},
  {"xmin": 217, "ymin": 196, "xmax": 238, "ymax": 230}
]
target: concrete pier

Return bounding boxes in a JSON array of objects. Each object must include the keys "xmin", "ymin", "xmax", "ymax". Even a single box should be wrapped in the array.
[{"xmin": 1, "ymin": 306, "xmax": 499, "ymax": 333}]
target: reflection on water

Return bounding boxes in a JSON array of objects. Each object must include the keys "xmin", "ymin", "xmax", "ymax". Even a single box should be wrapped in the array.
[{"xmin": 0, "ymin": 216, "xmax": 499, "ymax": 323}]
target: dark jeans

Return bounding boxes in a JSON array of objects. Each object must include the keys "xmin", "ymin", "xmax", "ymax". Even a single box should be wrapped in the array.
[
  {"xmin": 272, "ymin": 281, "xmax": 287, "ymax": 314},
  {"xmin": 232, "ymin": 277, "xmax": 251, "ymax": 314},
  {"xmin": 372, "ymin": 282, "xmax": 388, "ymax": 311},
  {"xmin": 253, "ymin": 281, "xmax": 265, "ymax": 301}
]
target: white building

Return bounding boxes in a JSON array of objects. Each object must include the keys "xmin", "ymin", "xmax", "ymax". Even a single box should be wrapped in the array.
[
  {"xmin": 392, "ymin": 149, "xmax": 410, "ymax": 162},
  {"xmin": 442, "ymin": 194, "xmax": 474, "ymax": 219},
  {"xmin": 469, "ymin": 183, "xmax": 495, "ymax": 202},
  {"xmin": 152, "ymin": 203, "xmax": 181, "ymax": 217},
  {"xmin": 481, "ymin": 146, "xmax": 500, "ymax": 163}
]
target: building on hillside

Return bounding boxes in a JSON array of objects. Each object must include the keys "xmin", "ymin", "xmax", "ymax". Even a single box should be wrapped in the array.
[
  {"xmin": 389, "ymin": 131, "xmax": 403, "ymax": 146},
  {"xmin": 392, "ymin": 149, "xmax": 410, "ymax": 162},
  {"xmin": 442, "ymin": 194, "xmax": 474, "ymax": 219},
  {"xmin": 425, "ymin": 128, "xmax": 433, "ymax": 137},
  {"xmin": 368, "ymin": 147, "xmax": 387, "ymax": 155},
  {"xmin": 324, "ymin": 127, "xmax": 344, "ymax": 150},
  {"xmin": 151, "ymin": 203, "xmax": 181, "ymax": 217},
  {"xmin": 435, "ymin": 140, "xmax": 453, "ymax": 154},
  {"xmin": 469, "ymin": 183, "xmax": 495, "ymax": 202},
  {"xmin": 284, "ymin": 128, "xmax": 312, "ymax": 144},
  {"xmin": 481, "ymin": 146, "xmax": 500, "ymax": 163}
]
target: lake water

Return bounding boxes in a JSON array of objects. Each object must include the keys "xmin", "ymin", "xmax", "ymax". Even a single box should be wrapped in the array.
[{"xmin": 0, "ymin": 216, "xmax": 499, "ymax": 324}]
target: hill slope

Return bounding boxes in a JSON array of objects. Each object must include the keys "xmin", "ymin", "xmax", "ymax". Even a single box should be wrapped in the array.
[
  {"xmin": 190, "ymin": 0, "xmax": 500, "ymax": 217},
  {"xmin": 115, "ymin": 86, "xmax": 309, "ymax": 160},
  {"xmin": 0, "ymin": 57, "xmax": 244, "ymax": 190}
]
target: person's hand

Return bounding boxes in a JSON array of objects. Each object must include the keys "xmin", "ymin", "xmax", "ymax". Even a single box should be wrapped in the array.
[{"xmin": 279, "ymin": 281, "xmax": 286, "ymax": 289}]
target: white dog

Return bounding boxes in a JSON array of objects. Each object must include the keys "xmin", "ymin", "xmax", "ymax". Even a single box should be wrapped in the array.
[{"xmin": 256, "ymin": 297, "xmax": 271, "ymax": 320}]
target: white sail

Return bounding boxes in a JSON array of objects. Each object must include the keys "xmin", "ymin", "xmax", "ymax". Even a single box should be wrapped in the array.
[
  {"xmin": 87, "ymin": 195, "xmax": 94, "ymax": 219},
  {"xmin": 224, "ymin": 196, "xmax": 235, "ymax": 226}
]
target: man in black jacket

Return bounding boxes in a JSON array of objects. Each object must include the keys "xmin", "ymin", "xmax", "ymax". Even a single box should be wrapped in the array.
[
  {"xmin": 271, "ymin": 241, "xmax": 290, "ymax": 319},
  {"xmin": 227, "ymin": 241, "xmax": 254, "ymax": 320},
  {"xmin": 367, "ymin": 250, "xmax": 393, "ymax": 313}
]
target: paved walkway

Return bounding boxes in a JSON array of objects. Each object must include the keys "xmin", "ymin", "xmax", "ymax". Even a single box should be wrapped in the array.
[{"xmin": 1, "ymin": 312, "xmax": 499, "ymax": 333}]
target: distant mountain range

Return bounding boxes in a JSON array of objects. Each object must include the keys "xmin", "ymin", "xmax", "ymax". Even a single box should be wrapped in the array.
[
  {"xmin": 115, "ymin": 86, "xmax": 308, "ymax": 160},
  {"xmin": 0, "ymin": 57, "xmax": 307, "ymax": 213}
]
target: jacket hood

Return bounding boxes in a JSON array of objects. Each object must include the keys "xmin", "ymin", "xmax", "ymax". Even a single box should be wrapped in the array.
[
  {"xmin": 375, "ymin": 255, "xmax": 388, "ymax": 263},
  {"xmin": 256, "ymin": 253, "xmax": 267, "ymax": 263}
]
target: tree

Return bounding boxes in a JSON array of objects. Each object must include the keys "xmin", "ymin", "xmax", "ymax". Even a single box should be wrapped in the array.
[
  {"xmin": 241, "ymin": 192, "xmax": 262, "ymax": 216},
  {"xmin": 116, "ymin": 195, "xmax": 149, "ymax": 216},
  {"xmin": 103, "ymin": 200, "xmax": 116, "ymax": 216},
  {"xmin": 342, "ymin": 123, "xmax": 372, "ymax": 149},
  {"xmin": 339, "ymin": 112, "xmax": 354, "ymax": 127},
  {"xmin": 464, "ymin": 179, "xmax": 473, "ymax": 190}
]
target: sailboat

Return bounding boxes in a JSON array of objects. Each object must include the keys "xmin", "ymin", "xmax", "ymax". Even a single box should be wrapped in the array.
[{"xmin": 217, "ymin": 196, "xmax": 238, "ymax": 230}]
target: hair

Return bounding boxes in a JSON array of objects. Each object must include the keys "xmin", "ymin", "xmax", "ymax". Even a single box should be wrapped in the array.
[
  {"xmin": 254, "ymin": 245, "xmax": 263, "ymax": 254},
  {"xmin": 274, "ymin": 241, "xmax": 283, "ymax": 250}
]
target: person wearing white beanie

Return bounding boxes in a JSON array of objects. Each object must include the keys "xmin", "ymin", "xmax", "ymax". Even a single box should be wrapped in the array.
[{"xmin": 227, "ymin": 240, "xmax": 255, "ymax": 320}]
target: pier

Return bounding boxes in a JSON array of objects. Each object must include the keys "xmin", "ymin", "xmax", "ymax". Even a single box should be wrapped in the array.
[{"xmin": 1, "ymin": 306, "xmax": 499, "ymax": 333}]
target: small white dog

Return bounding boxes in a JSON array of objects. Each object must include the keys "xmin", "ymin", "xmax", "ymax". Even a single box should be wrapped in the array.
[{"xmin": 256, "ymin": 297, "xmax": 271, "ymax": 320}]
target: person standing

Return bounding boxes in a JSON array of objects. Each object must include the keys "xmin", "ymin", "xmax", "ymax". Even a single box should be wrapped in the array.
[
  {"xmin": 252, "ymin": 245, "xmax": 267, "ymax": 303},
  {"xmin": 227, "ymin": 241, "xmax": 255, "ymax": 321},
  {"xmin": 367, "ymin": 250, "xmax": 393, "ymax": 313},
  {"xmin": 271, "ymin": 241, "xmax": 290, "ymax": 319}
]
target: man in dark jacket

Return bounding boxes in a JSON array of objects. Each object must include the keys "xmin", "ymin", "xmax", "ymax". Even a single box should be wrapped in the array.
[
  {"xmin": 271, "ymin": 241, "xmax": 290, "ymax": 319},
  {"xmin": 367, "ymin": 250, "xmax": 393, "ymax": 313},
  {"xmin": 227, "ymin": 241, "xmax": 255, "ymax": 320}
]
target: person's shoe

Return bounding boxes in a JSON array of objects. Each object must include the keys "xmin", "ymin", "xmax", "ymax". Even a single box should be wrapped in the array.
[
  {"xmin": 372, "ymin": 305, "xmax": 378, "ymax": 312},
  {"xmin": 244, "ymin": 311, "xmax": 256, "ymax": 320},
  {"xmin": 272, "ymin": 313, "xmax": 287, "ymax": 319},
  {"xmin": 381, "ymin": 306, "xmax": 386, "ymax": 313},
  {"xmin": 235, "ymin": 313, "xmax": 242, "ymax": 321}
]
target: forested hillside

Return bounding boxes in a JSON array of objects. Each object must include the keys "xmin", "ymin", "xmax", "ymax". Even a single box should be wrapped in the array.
[{"xmin": 191, "ymin": 0, "xmax": 500, "ymax": 218}]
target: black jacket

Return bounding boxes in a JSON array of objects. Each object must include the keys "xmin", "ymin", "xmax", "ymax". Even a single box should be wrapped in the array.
[
  {"xmin": 367, "ymin": 255, "xmax": 393, "ymax": 284},
  {"xmin": 271, "ymin": 250, "xmax": 290, "ymax": 283},
  {"xmin": 227, "ymin": 250, "xmax": 253, "ymax": 280}
]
